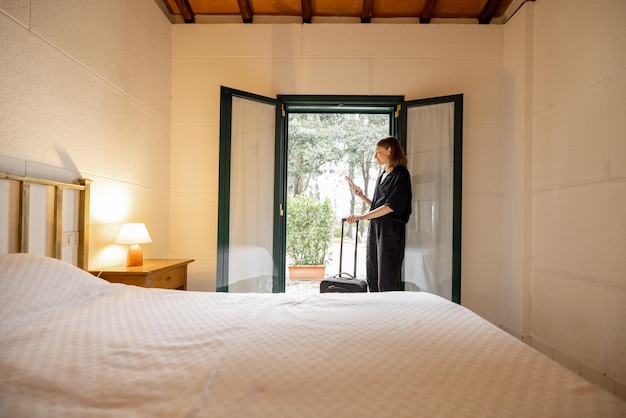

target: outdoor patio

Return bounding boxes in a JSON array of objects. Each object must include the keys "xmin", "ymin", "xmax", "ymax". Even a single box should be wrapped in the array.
[{"xmin": 286, "ymin": 237, "xmax": 367, "ymax": 295}]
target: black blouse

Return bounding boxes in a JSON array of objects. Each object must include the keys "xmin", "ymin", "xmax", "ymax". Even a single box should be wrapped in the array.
[{"xmin": 370, "ymin": 165, "xmax": 412, "ymax": 224}]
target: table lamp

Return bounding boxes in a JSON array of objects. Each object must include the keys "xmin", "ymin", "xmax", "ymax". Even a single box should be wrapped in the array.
[{"xmin": 116, "ymin": 223, "xmax": 152, "ymax": 267}]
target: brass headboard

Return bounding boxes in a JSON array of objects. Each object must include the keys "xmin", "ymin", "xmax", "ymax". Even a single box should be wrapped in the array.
[{"xmin": 0, "ymin": 172, "xmax": 91, "ymax": 269}]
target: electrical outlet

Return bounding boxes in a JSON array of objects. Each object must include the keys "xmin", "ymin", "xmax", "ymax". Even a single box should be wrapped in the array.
[{"xmin": 62, "ymin": 232, "xmax": 78, "ymax": 247}]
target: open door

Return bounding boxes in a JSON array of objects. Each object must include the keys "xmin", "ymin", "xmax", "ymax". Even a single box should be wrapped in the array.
[
  {"xmin": 217, "ymin": 89, "xmax": 461, "ymax": 301},
  {"xmin": 399, "ymin": 94, "xmax": 463, "ymax": 303},
  {"xmin": 216, "ymin": 87, "xmax": 285, "ymax": 292}
]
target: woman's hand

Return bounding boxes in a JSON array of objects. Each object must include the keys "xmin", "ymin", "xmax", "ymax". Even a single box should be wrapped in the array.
[
  {"xmin": 349, "ymin": 183, "xmax": 364, "ymax": 198},
  {"xmin": 346, "ymin": 214, "xmax": 360, "ymax": 224}
]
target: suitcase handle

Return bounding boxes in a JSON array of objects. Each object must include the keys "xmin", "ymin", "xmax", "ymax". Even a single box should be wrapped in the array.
[
  {"xmin": 333, "ymin": 272, "xmax": 355, "ymax": 279},
  {"xmin": 338, "ymin": 218, "xmax": 359, "ymax": 278}
]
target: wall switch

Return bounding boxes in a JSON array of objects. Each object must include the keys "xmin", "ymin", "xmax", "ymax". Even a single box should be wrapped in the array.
[{"xmin": 62, "ymin": 232, "xmax": 78, "ymax": 247}]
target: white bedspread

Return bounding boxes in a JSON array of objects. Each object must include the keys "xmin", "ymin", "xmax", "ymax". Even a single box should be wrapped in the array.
[{"xmin": 1, "ymin": 254, "xmax": 624, "ymax": 417}]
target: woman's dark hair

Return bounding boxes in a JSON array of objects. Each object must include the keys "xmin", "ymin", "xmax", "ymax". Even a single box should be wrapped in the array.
[{"xmin": 376, "ymin": 136, "xmax": 408, "ymax": 167}]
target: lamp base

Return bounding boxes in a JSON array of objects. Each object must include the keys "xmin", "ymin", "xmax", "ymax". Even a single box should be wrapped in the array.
[{"xmin": 126, "ymin": 244, "xmax": 144, "ymax": 267}]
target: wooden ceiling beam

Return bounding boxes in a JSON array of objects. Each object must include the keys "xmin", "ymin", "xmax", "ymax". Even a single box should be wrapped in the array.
[
  {"xmin": 301, "ymin": 0, "xmax": 312, "ymax": 23},
  {"xmin": 420, "ymin": 0, "xmax": 438, "ymax": 24},
  {"xmin": 478, "ymin": 0, "xmax": 504, "ymax": 24},
  {"xmin": 361, "ymin": 0, "xmax": 375, "ymax": 23},
  {"xmin": 173, "ymin": 0, "xmax": 194, "ymax": 23},
  {"xmin": 161, "ymin": 0, "xmax": 517, "ymax": 25},
  {"xmin": 238, "ymin": 0, "xmax": 253, "ymax": 23}
]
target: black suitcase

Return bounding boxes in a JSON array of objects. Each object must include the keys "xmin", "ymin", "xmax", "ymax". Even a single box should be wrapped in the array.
[{"xmin": 320, "ymin": 219, "xmax": 367, "ymax": 293}]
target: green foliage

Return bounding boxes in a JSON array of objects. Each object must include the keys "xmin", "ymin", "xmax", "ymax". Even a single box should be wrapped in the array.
[
  {"xmin": 286, "ymin": 195, "xmax": 335, "ymax": 265},
  {"xmin": 288, "ymin": 114, "xmax": 341, "ymax": 196},
  {"xmin": 286, "ymin": 112, "xmax": 389, "ymax": 244},
  {"xmin": 287, "ymin": 113, "xmax": 389, "ymax": 197}
]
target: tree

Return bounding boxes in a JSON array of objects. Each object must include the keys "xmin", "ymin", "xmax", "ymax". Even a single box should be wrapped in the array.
[
  {"xmin": 288, "ymin": 113, "xmax": 341, "ymax": 196},
  {"xmin": 339, "ymin": 114, "xmax": 389, "ymax": 239},
  {"xmin": 287, "ymin": 112, "xmax": 390, "ymax": 241}
]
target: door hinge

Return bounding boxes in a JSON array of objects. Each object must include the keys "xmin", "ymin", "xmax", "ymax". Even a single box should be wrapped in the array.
[
  {"xmin": 395, "ymin": 104, "xmax": 401, "ymax": 118},
  {"xmin": 281, "ymin": 104, "xmax": 286, "ymax": 117},
  {"xmin": 280, "ymin": 203, "xmax": 284, "ymax": 216}
]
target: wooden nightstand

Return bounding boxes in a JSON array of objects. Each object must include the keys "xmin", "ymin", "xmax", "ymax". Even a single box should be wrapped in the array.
[{"xmin": 91, "ymin": 259, "xmax": 194, "ymax": 290}]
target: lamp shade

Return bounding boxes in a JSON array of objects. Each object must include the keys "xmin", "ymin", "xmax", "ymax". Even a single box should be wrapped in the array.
[{"xmin": 115, "ymin": 223, "xmax": 152, "ymax": 245}]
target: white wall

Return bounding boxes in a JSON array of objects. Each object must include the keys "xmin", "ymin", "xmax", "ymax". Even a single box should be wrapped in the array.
[
  {"xmin": 170, "ymin": 23, "xmax": 506, "ymax": 305},
  {"xmin": 501, "ymin": 0, "xmax": 534, "ymax": 347},
  {"xmin": 170, "ymin": 2, "xmax": 626, "ymax": 397},
  {"xmin": 0, "ymin": 0, "xmax": 172, "ymax": 268},
  {"xmin": 530, "ymin": 0, "xmax": 626, "ymax": 397}
]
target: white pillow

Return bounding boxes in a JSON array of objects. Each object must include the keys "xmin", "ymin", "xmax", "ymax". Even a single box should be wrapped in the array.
[{"xmin": 0, "ymin": 253, "xmax": 109, "ymax": 321}]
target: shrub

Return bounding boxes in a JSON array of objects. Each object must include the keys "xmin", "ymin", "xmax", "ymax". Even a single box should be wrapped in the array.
[{"xmin": 286, "ymin": 195, "xmax": 334, "ymax": 265}]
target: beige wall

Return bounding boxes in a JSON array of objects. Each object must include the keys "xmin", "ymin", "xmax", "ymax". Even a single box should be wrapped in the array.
[
  {"xmin": 0, "ymin": 0, "xmax": 172, "ymax": 269},
  {"xmin": 530, "ymin": 0, "xmax": 626, "ymax": 396},
  {"xmin": 501, "ymin": 2, "xmax": 534, "ymax": 340},
  {"xmin": 170, "ymin": 23, "xmax": 507, "ymax": 303},
  {"xmin": 170, "ymin": 0, "xmax": 626, "ymax": 395}
]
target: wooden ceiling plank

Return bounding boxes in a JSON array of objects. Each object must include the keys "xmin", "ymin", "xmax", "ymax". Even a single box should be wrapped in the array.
[
  {"xmin": 161, "ymin": 0, "xmax": 517, "ymax": 24},
  {"xmin": 421, "ymin": 0, "xmax": 438, "ymax": 24},
  {"xmin": 173, "ymin": 0, "xmax": 195, "ymax": 23},
  {"xmin": 361, "ymin": 0, "xmax": 375, "ymax": 23},
  {"xmin": 238, "ymin": 0, "xmax": 253, "ymax": 23},
  {"xmin": 301, "ymin": 0, "xmax": 312, "ymax": 23},
  {"xmin": 478, "ymin": 0, "xmax": 504, "ymax": 24}
]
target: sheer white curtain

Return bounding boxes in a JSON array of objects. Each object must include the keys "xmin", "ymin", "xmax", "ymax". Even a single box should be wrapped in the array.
[
  {"xmin": 404, "ymin": 102, "xmax": 454, "ymax": 300},
  {"xmin": 228, "ymin": 96, "xmax": 276, "ymax": 292}
]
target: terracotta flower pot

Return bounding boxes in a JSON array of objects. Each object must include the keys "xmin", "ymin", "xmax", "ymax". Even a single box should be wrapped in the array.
[{"xmin": 288, "ymin": 265, "xmax": 326, "ymax": 280}]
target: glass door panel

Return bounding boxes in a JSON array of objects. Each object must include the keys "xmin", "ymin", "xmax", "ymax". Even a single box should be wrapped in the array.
[
  {"xmin": 217, "ymin": 88, "xmax": 279, "ymax": 292},
  {"xmin": 403, "ymin": 96, "xmax": 462, "ymax": 303}
]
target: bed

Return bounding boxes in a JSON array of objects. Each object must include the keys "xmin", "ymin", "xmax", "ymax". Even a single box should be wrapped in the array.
[
  {"xmin": 0, "ymin": 171, "xmax": 90, "ymax": 268},
  {"xmin": 1, "ymin": 172, "xmax": 625, "ymax": 416},
  {"xmin": 1, "ymin": 253, "xmax": 625, "ymax": 417}
]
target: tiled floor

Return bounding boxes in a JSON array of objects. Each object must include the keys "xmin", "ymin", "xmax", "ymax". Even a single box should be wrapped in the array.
[
  {"xmin": 285, "ymin": 279, "xmax": 321, "ymax": 295},
  {"xmin": 285, "ymin": 238, "xmax": 367, "ymax": 295}
]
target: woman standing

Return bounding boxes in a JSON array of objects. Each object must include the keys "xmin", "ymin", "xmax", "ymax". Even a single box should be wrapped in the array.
[{"xmin": 346, "ymin": 137, "xmax": 412, "ymax": 292}]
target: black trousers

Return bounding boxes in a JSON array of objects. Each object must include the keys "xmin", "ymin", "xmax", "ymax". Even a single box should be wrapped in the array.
[{"xmin": 366, "ymin": 218, "xmax": 406, "ymax": 292}]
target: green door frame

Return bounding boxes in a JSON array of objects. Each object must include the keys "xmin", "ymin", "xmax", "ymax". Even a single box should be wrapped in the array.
[
  {"xmin": 218, "ymin": 89, "xmax": 462, "ymax": 303},
  {"xmin": 216, "ymin": 86, "xmax": 282, "ymax": 292},
  {"xmin": 398, "ymin": 94, "xmax": 463, "ymax": 304}
]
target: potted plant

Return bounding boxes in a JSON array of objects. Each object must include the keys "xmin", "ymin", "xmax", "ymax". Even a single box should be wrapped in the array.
[{"xmin": 286, "ymin": 194, "xmax": 335, "ymax": 280}]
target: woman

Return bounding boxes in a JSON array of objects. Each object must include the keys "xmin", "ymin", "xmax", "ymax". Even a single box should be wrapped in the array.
[{"xmin": 346, "ymin": 136, "xmax": 412, "ymax": 292}]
